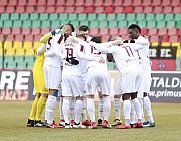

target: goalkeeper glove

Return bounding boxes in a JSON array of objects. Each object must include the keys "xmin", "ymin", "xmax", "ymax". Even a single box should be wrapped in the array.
[
  {"xmin": 66, "ymin": 57, "xmax": 79, "ymax": 65},
  {"xmin": 51, "ymin": 30, "xmax": 56, "ymax": 36},
  {"xmin": 51, "ymin": 29, "xmax": 62, "ymax": 36}
]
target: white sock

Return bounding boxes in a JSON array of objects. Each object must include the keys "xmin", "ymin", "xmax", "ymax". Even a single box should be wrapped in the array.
[
  {"xmin": 62, "ymin": 99, "xmax": 70, "ymax": 124},
  {"xmin": 138, "ymin": 98, "xmax": 145, "ymax": 122},
  {"xmin": 130, "ymin": 100, "xmax": 136, "ymax": 124},
  {"xmin": 132, "ymin": 98, "xmax": 142, "ymax": 122},
  {"xmin": 87, "ymin": 98, "xmax": 95, "ymax": 122},
  {"xmin": 98, "ymin": 97, "xmax": 103, "ymax": 120},
  {"xmin": 74, "ymin": 100, "xmax": 83, "ymax": 124},
  {"xmin": 114, "ymin": 97, "xmax": 120, "ymax": 120},
  {"xmin": 59, "ymin": 96, "xmax": 64, "ymax": 120},
  {"xmin": 81, "ymin": 96, "xmax": 87, "ymax": 121},
  {"xmin": 123, "ymin": 100, "xmax": 131, "ymax": 125},
  {"xmin": 103, "ymin": 96, "xmax": 111, "ymax": 121},
  {"xmin": 46, "ymin": 95, "xmax": 57, "ymax": 124},
  {"xmin": 45, "ymin": 99, "xmax": 48, "ymax": 121},
  {"xmin": 143, "ymin": 96, "xmax": 154, "ymax": 123},
  {"xmin": 70, "ymin": 97, "xmax": 75, "ymax": 121}
]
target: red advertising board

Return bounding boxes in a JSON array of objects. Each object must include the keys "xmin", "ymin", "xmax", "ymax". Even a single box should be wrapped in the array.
[{"xmin": 151, "ymin": 59, "xmax": 176, "ymax": 71}]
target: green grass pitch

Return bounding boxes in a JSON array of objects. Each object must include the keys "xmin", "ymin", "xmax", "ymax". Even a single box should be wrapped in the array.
[{"xmin": 0, "ymin": 101, "xmax": 181, "ymax": 141}]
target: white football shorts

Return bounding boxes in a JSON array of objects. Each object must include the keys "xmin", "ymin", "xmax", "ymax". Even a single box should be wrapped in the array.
[
  {"xmin": 44, "ymin": 64, "xmax": 61, "ymax": 90},
  {"xmin": 62, "ymin": 75, "xmax": 84, "ymax": 97},
  {"xmin": 86, "ymin": 67, "xmax": 111, "ymax": 95},
  {"xmin": 121, "ymin": 69, "xmax": 142, "ymax": 94}
]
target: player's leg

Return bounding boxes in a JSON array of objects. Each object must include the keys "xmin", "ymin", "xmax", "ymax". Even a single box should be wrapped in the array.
[
  {"xmin": 27, "ymin": 93, "xmax": 40, "ymax": 127},
  {"xmin": 143, "ymin": 92, "xmax": 155, "ymax": 127},
  {"xmin": 81, "ymin": 72, "xmax": 91, "ymax": 126},
  {"xmin": 69, "ymin": 96, "xmax": 76, "ymax": 126},
  {"xmin": 137, "ymin": 72, "xmax": 145, "ymax": 123},
  {"xmin": 70, "ymin": 75, "xmax": 86, "ymax": 128},
  {"xmin": 112, "ymin": 78, "xmax": 123, "ymax": 126},
  {"xmin": 35, "ymin": 93, "xmax": 48, "ymax": 127},
  {"xmin": 102, "ymin": 95, "xmax": 112, "ymax": 128},
  {"xmin": 142, "ymin": 70, "xmax": 155, "ymax": 127},
  {"xmin": 61, "ymin": 75, "xmax": 74, "ymax": 129},
  {"xmin": 87, "ymin": 95, "xmax": 97, "ymax": 129},
  {"xmin": 34, "ymin": 68, "xmax": 49, "ymax": 127},
  {"xmin": 130, "ymin": 100, "xmax": 137, "ymax": 127},
  {"xmin": 130, "ymin": 70, "xmax": 143, "ymax": 128},
  {"xmin": 131, "ymin": 93, "xmax": 143, "ymax": 128},
  {"xmin": 81, "ymin": 94, "xmax": 91, "ymax": 126},
  {"xmin": 97, "ymin": 91, "xmax": 103, "ymax": 126},
  {"xmin": 138, "ymin": 98, "xmax": 145, "ymax": 122},
  {"xmin": 73, "ymin": 96, "xmax": 86, "ymax": 128},
  {"xmin": 62, "ymin": 96, "xmax": 72, "ymax": 129},
  {"xmin": 59, "ymin": 66, "xmax": 64, "ymax": 126},
  {"xmin": 27, "ymin": 66, "xmax": 42, "ymax": 127},
  {"xmin": 116, "ymin": 70, "xmax": 142, "ymax": 129},
  {"xmin": 44, "ymin": 65, "xmax": 62, "ymax": 128},
  {"xmin": 112, "ymin": 94, "xmax": 122, "ymax": 126},
  {"xmin": 86, "ymin": 67, "xmax": 98, "ymax": 129},
  {"xmin": 116, "ymin": 93, "xmax": 132, "ymax": 129},
  {"xmin": 99, "ymin": 71, "xmax": 112, "ymax": 128},
  {"xmin": 46, "ymin": 89, "xmax": 61, "ymax": 128},
  {"xmin": 59, "ymin": 95, "xmax": 65, "ymax": 126}
]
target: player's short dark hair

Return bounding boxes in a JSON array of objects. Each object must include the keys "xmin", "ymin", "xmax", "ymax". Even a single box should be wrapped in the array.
[
  {"xmin": 79, "ymin": 25, "xmax": 89, "ymax": 31},
  {"xmin": 91, "ymin": 36, "xmax": 102, "ymax": 43},
  {"xmin": 128, "ymin": 24, "xmax": 141, "ymax": 33},
  {"xmin": 77, "ymin": 34, "xmax": 87, "ymax": 41},
  {"xmin": 65, "ymin": 23, "xmax": 75, "ymax": 32}
]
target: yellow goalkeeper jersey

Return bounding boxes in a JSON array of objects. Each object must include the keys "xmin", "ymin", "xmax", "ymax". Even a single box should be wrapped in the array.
[
  {"xmin": 33, "ymin": 49, "xmax": 49, "ymax": 94},
  {"xmin": 33, "ymin": 49, "xmax": 46, "ymax": 69}
]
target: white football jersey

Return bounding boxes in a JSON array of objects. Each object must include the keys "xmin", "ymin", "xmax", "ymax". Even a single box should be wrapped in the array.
[
  {"xmin": 136, "ymin": 35, "xmax": 151, "ymax": 70},
  {"xmin": 78, "ymin": 41, "xmax": 92, "ymax": 73},
  {"xmin": 85, "ymin": 41, "xmax": 108, "ymax": 69},
  {"xmin": 62, "ymin": 42, "xmax": 85, "ymax": 76},
  {"xmin": 77, "ymin": 40, "xmax": 106, "ymax": 73},
  {"xmin": 44, "ymin": 34, "xmax": 64, "ymax": 67},
  {"xmin": 96, "ymin": 43, "xmax": 141, "ymax": 74},
  {"xmin": 62, "ymin": 40, "xmax": 100, "ymax": 76}
]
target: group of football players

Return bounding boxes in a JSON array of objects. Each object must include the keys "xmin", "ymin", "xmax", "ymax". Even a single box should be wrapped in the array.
[{"xmin": 27, "ymin": 23, "xmax": 155, "ymax": 129}]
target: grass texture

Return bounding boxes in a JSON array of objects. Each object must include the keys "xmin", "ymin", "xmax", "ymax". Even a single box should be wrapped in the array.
[{"xmin": 0, "ymin": 101, "xmax": 181, "ymax": 141}]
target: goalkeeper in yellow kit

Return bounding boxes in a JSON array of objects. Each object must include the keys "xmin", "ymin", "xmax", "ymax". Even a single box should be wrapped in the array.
[{"xmin": 27, "ymin": 43, "xmax": 49, "ymax": 127}]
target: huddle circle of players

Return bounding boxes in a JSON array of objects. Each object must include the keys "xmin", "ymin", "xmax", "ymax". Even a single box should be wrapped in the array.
[{"xmin": 27, "ymin": 23, "xmax": 155, "ymax": 129}]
